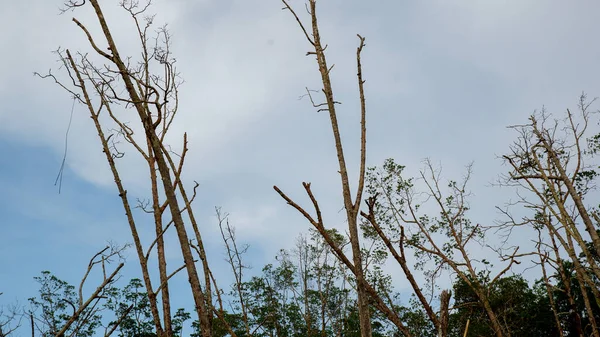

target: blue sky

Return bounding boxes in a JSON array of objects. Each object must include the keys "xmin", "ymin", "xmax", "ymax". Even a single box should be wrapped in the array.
[{"xmin": 2, "ymin": 0, "xmax": 600, "ymax": 325}]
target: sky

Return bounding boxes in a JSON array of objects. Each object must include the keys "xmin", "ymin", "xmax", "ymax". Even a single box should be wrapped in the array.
[{"xmin": 2, "ymin": 0, "xmax": 600, "ymax": 325}]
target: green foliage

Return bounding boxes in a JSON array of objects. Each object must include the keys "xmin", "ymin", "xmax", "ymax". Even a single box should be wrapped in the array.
[
  {"xmin": 449, "ymin": 275, "xmax": 558, "ymax": 337},
  {"xmin": 106, "ymin": 278, "xmax": 155, "ymax": 337},
  {"xmin": 106, "ymin": 278, "xmax": 192, "ymax": 337},
  {"xmin": 397, "ymin": 302, "xmax": 435, "ymax": 337},
  {"xmin": 365, "ymin": 158, "xmax": 483, "ymax": 274},
  {"xmin": 338, "ymin": 301, "xmax": 389, "ymax": 337},
  {"xmin": 191, "ymin": 310, "xmax": 246, "ymax": 337},
  {"xmin": 28, "ymin": 271, "xmax": 101, "ymax": 337},
  {"xmin": 240, "ymin": 263, "xmax": 306, "ymax": 337},
  {"xmin": 28, "ymin": 274, "xmax": 194, "ymax": 337},
  {"xmin": 551, "ymin": 261, "xmax": 600, "ymax": 337},
  {"xmin": 172, "ymin": 308, "xmax": 191, "ymax": 337}
]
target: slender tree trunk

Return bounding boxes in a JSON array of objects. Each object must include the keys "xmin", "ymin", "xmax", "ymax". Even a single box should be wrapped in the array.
[
  {"xmin": 437, "ymin": 290, "xmax": 451, "ymax": 337},
  {"xmin": 86, "ymin": 1, "xmax": 212, "ymax": 335},
  {"xmin": 148, "ymin": 148, "xmax": 173, "ymax": 337},
  {"xmin": 307, "ymin": 4, "xmax": 372, "ymax": 335},
  {"xmin": 472, "ymin": 286, "xmax": 506, "ymax": 337},
  {"xmin": 65, "ymin": 50, "xmax": 166, "ymax": 337}
]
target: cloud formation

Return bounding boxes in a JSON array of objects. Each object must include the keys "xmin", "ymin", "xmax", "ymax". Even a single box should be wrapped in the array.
[{"xmin": 2, "ymin": 0, "xmax": 600, "ymax": 307}]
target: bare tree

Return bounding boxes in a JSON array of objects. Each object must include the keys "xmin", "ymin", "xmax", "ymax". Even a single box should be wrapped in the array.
[
  {"xmin": 216, "ymin": 208, "xmax": 252, "ymax": 337},
  {"xmin": 0, "ymin": 295, "xmax": 22, "ymax": 337},
  {"xmin": 499, "ymin": 94, "xmax": 600, "ymax": 337},
  {"xmin": 276, "ymin": 229, "xmax": 354, "ymax": 337},
  {"xmin": 37, "ymin": 1, "xmax": 240, "ymax": 336},
  {"xmin": 273, "ymin": 0, "xmax": 375, "ymax": 336},
  {"xmin": 272, "ymin": 1, "xmax": 468, "ymax": 336}
]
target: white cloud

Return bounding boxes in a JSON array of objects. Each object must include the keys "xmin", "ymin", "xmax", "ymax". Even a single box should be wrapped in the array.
[{"xmin": 3, "ymin": 0, "xmax": 600, "ymax": 304}]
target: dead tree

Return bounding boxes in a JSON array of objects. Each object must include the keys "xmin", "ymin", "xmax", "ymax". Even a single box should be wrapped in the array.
[
  {"xmin": 273, "ymin": 1, "xmax": 409, "ymax": 336},
  {"xmin": 499, "ymin": 94, "xmax": 600, "ymax": 337},
  {"xmin": 274, "ymin": 0, "xmax": 371, "ymax": 335},
  {"xmin": 37, "ymin": 1, "xmax": 239, "ymax": 336},
  {"xmin": 0, "ymin": 295, "xmax": 22, "ymax": 337},
  {"xmin": 216, "ymin": 208, "xmax": 252, "ymax": 337}
]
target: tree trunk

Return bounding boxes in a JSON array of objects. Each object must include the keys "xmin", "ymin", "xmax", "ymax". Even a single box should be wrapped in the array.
[{"xmin": 87, "ymin": 1, "xmax": 213, "ymax": 335}]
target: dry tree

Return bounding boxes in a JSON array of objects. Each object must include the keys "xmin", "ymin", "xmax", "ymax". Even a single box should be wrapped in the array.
[
  {"xmin": 37, "ymin": 1, "xmax": 239, "ymax": 336},
  {"xmin": 273, "ymin": 1, "xmax": 409, "ymax": 336},
  {"xmin": 273, "ymin": 2, "xmax": 526, "ymax": 337},
  {"xmin": 498, "ymin": 94, "xmax": 600, "ymax": 337}
]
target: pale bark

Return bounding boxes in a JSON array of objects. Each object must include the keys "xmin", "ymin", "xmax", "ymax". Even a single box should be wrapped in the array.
[{"xmin": 277, "ymin": 1, "xmax": 373, "ymax": 336}]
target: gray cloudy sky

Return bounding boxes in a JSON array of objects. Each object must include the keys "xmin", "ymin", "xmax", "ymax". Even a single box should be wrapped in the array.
[{"xmin": 1, "ymin": 0, "xmax": 600, "ymax": 312}]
